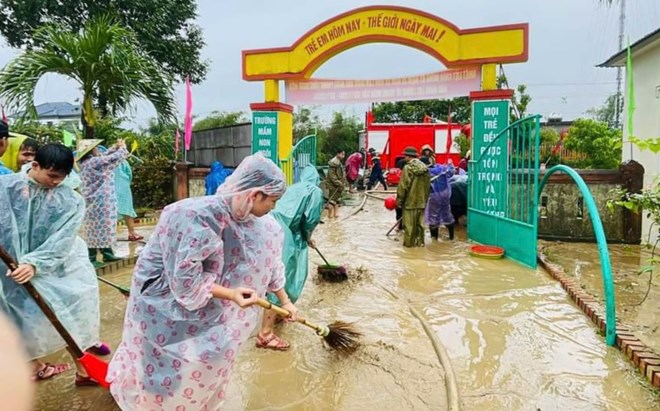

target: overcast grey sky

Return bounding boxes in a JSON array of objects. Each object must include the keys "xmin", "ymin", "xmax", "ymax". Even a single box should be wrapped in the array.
[{"xmin": 0, "ymin": 0, "xmax": 658, "ymax": 129}]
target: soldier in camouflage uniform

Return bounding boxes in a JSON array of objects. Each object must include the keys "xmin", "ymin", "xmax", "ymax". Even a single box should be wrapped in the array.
[{"xmin": 396, "ymin": 147, "xmax": 431, "ymax": 247}]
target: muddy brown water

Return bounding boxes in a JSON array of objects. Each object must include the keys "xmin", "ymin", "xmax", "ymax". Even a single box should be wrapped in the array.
[
  {"xmin": 35, "ymin": 198, "xmax": 659, "ymax": 410},
  {"xmin": 543, "ymin": 241, "xmax": 660, "ymax": 356}
]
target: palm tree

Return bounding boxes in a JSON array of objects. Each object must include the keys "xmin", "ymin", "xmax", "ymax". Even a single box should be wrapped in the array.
[{"xmin": 0, "ymin": 15, "xmax": 176, "ymax": 138}]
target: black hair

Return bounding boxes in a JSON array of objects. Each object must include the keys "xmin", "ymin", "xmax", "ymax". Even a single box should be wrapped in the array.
[
  {"xmin": 0, "ymin": 119, "xmax": 8, "ymax": 139},
  {"xmin": 19, "ymin": 137, "xmax": 38, "ymax": 152},
  {"xmin": 34, "ymin": 144, "xmax": 74, "ymax": 175},
  {"xmin": 336, "ymin": 149, "xmax": 345, "ymax": 155}
]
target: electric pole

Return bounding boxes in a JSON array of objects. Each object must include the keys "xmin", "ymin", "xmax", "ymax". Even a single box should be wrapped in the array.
[{"xmin": 614, "ymin": 0, "xmax": 626, "ymax": 129}]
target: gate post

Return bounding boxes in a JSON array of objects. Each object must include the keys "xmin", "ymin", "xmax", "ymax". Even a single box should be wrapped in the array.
[
  {"xmin": 467, "ymin": 89, "xmax": 514, "ymax": 243},
  {"xmin": 620, "ymin": 159, "xmax": 645, "ymax": 244}
]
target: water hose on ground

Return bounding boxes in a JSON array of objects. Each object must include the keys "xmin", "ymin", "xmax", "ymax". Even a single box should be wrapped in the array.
[
  {"xmin": 339, "ymin": 194, "xmax": 368, "ymax": 221},
  {"xmin": 376, "ymin": 283, "xmax": 461, "ymax": 411}
]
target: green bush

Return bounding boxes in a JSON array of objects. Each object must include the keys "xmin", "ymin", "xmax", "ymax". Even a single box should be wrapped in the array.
[
  {"xmin": 564, "ymin": 119, "xmax": 622, "ymax": 169},
  {"xmin": 131, "ymin": 155, "xmax": 173, "ymax": 210}
]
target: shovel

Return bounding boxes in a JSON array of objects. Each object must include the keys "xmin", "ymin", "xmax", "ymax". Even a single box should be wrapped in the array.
[{"xmin": 0, "ymin": 245, "xmax": 110, "ymax": 388}]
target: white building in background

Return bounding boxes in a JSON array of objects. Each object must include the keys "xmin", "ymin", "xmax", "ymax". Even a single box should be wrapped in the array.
[{"xmin": 599, "ymin": 27, "xmax": 660, "ymax": 241}]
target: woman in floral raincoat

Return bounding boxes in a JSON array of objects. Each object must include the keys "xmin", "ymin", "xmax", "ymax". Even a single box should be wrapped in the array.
[
  {"xmin": 78, "ymin": 139, "xmax": 129, "ymax": 266},
  {"xmin": 107, "ymin": 153, "xmax": 296, "ymax": 411}
]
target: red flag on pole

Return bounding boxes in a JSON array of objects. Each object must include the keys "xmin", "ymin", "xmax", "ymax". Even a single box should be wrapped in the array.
[
  {"xmin": 175, "ymin": 128, "xmax": 180, "ymax": 157},
  {"xmin": 445, "ymin": 107, "xmax": 453, "ymax": 154},
  {"xmin": 184, "ymin": 76, "xmax": 193, "ymax": 151}
]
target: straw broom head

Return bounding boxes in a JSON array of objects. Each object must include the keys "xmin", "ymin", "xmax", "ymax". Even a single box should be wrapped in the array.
[{"xmin": 318, "ymin": 321, "xmax": 362, "ymax": 353}]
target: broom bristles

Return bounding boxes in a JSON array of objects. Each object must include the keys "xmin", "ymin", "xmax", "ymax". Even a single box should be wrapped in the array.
[
  {"xmin": 318, "ymin": 265, "xmax": 349, "ymax": 282},
  {"xmin": 323, "ymin": 321, "xmax": 361, "ymax": 353}
]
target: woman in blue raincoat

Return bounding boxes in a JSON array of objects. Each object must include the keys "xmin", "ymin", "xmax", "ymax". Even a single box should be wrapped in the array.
[
  {"xmin": 205, "ymin": 160, "xmax": 233, "ymax": 195},
  {"xmin": 115, "ymin": 159, "xmax": 143, "ymax": 241},
  {"xmin": 257, "ymin": 165, "xmax": 324, "ymax": 350},
  {"xmin": 426, "ymin": 163, "xmax": 455, "ymax": 240}
]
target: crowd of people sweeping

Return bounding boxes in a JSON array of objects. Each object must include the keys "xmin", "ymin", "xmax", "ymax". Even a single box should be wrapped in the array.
[
  {"xmin": 326, "ymin": 145, "xmax": 469, "ymax": 247},
  {"xmin": 0, "ymin": 115, "xmax": 464, "ymax": 410}
]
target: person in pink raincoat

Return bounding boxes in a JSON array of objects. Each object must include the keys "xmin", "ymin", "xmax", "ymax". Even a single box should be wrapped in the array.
[
  {"xmin": 107, "ymin": 153, "xmax": 296, "ymax": 411},
  {"xmin": 344, "ymin": 150, "xmax": 364, "ymax": 193}
]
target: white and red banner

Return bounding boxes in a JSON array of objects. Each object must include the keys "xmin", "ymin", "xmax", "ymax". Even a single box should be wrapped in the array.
[{"xmin": 284, "ymin": 67, "xmax": 481, "ymax": 105}]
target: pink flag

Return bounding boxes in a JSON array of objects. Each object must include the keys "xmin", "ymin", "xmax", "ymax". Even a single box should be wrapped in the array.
[
  {"xmin": 175, "ymin": 128, "xmax": 180, "ymax": 157},
  {"xmin": 184, "ymin": 76, "xmax": 193, "ymax": 151}
]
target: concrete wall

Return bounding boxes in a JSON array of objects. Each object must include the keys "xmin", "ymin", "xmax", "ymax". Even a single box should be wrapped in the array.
[
  {"xmin": 187, "ymin": 123, "xmax": 252, "ymax": 168},
  {"xmin": 623, "ymin": 39, "xmax": 660, "ymax": 239},
  {"xmin": 536, "ymin": 163, "xmax": 644, "ymax": 243}
]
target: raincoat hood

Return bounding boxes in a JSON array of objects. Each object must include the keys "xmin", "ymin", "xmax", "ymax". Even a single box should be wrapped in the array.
[
  {"xmin": 210, "ymin": 161, "xmax": 224, "ymax": 172},
  {"xmin": 216, "ymin": 152, "xmax": 286, "ymax": 221},
  {"xmin": 1, "ymin": 133, "xmax": 29, "ymax": 172},
  {"xmin": 299, "ymin": 165, "xmax": 320, "ymax": 186},
  {"xmin": 406, "ymin": 158, "xmax": 429, "ymax": 176}
]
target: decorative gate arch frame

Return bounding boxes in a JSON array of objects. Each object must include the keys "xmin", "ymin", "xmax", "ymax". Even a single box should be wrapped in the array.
[
  {"xmin": 242, "ymin": 5, "xmax": 528, "ymax": 84},
  {"xmin": 243, "ymin": 5, "xmax": 529, "ymax": 176}
]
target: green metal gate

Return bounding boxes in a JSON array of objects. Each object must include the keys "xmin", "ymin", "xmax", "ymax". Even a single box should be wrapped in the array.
[
  {"xmin": 468, "ymin": 115, "xmax": 541, "ymax": 267},
  {"xmin": 280, "ymin": 134, "xmax": 317, "ymax": 184}
]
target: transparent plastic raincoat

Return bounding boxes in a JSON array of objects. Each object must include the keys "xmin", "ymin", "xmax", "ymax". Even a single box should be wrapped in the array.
[
  {"xmin": 426, "ymin": 163, "xmax": 455, "ymax": 226},
  {"xmin": 0, "ymin": 173, "xmax": 100, "ymax": 359},
  {"xmin": 108, "ymin": 153, "xmax": 287, "ymax": 411},
  {"xmin": 115, "ymin": 160, "xmax": 137, "ymax": 218},
  {"xmin": 79, "ymin": 147, "xmax": 129, "ymax": 248},
  {"xmin": 267, "ymin": 165, "xmax": 323, "ymax": 306}
]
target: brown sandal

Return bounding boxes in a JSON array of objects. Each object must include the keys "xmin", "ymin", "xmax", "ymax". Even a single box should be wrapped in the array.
[
  {"xmin": 256, "ymin": 333, "xmax": 290, "ymax": 351},
  {"xmin": 33, "ymin": 363, "xmax": 71, "ymax": 381}
]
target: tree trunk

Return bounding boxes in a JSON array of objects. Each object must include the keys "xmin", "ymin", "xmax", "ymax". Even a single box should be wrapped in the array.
[
  {"xmin": 98, "ymin": 91, "xmax": 109, "ymax": 118},
  {"xmin": 81, "ymin": 111, "xmax": 94, "ymax": 139}
]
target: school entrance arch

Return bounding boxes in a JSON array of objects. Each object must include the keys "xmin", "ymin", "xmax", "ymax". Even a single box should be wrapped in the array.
[
  {"xmin": 243, "ymin": 5, "xmax": 528, "ymax": 168},
  {"xmin": 244, "ymin": 5, "xmax": 539, "ymax": 267}
]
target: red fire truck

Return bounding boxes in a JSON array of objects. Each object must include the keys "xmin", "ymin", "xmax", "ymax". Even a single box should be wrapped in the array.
[{"xmin": 358, "ymin": 111, "xmax": 465, "ymax": 185}]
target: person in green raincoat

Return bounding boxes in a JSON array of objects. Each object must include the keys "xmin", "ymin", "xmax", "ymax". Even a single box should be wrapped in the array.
[
  {"xmin": 325, "ymin": 149, "xmax": 345, "ymax": 218},
  {"xmin": 396, "ymin": 146, "xmax": 431, "ymax": 247},
  {"xmin": 257, "ymin": 165, "xmax": 324, "ymax": 350}
]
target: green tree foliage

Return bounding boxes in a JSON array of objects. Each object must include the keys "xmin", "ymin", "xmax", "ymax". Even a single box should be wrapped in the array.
[
  {"xmin": 454, "ymin": 134, "xmax": 470, "ymax": 158},
  {"xmin": 564, "ymin": 119, "xmax": 622, "ymax": 169},
  {"xmin": 496, "ymin": 73, "xmax": 532, "ymax": 121},
  {"xmin": 0, "ymin": 0, "xmax": 207, "ymax": 83},
  {"xmin": 193, "ymin": 111, "xmax": 248, "ymax": 131},
  {"xmin": 540, "ymin": 127, "xmax": 560, "ymax": 145},
  {"xmin": 293, "ymin": 106, "xmax": 324, "ymax": 143},
  {"xmin": 131, "ymin": 155, "xmax": 173, "ymax": 210},
  {"xmin": 587, "ymin": 94, "xmax": 618, "ymax": 129},
  {"xmin": 0, "ymin": 16, "xmax": 176, "ymax": 138},
  {"xmin": 318, "ymin": 112, "xmax": 362, "ymax": 164},
  {"xmin": 371, "ymin": 97, "xmax": 470, "ymax": 124}
]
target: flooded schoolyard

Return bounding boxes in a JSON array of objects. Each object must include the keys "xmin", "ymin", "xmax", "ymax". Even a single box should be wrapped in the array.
[{"xmin": 35, "ymin": 197, "xmax": 660, "ymax": 410}]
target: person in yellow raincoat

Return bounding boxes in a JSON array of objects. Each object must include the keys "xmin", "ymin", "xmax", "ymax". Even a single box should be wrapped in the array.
[{"xmin": 0, "ymin": 133, "xmax": 39, "ymax": 172}]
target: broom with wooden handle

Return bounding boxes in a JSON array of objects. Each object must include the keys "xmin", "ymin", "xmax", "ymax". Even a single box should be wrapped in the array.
[
  {"xmin": 0, "ymin": 245, "xmax": 110, "ymax": 388},
  {"xmin": 249, "ymin": 294, "xmax": 360, "ymax": 353}
]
